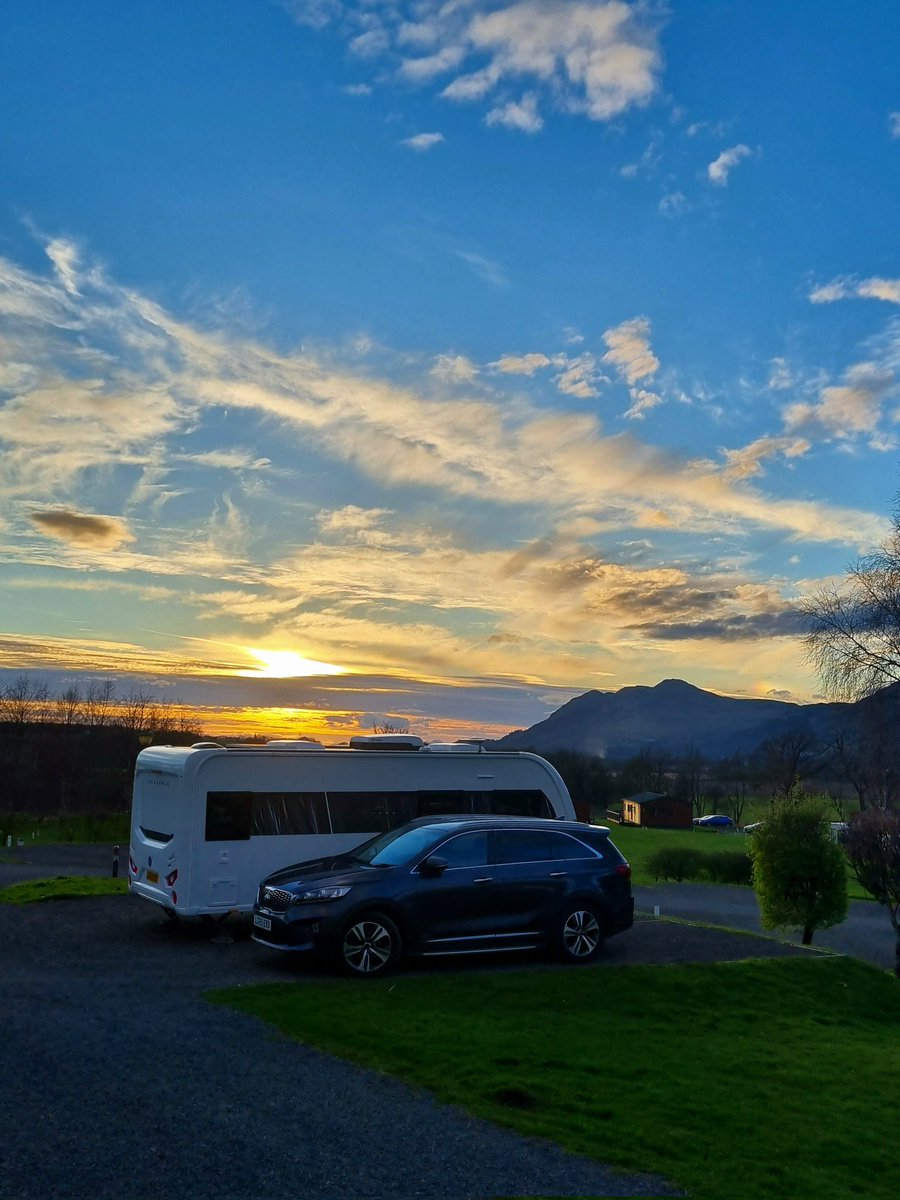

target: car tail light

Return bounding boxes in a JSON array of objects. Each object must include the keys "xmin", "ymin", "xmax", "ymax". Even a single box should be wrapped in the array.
[
  {"xmin": 615, "ymin": 863, "xmax": 632, "ymax": 879},
  {"xmin": 129, "ymin": 853, "xmax": 137, "ymax": 875},
  {"xmin": 166, "ymin": 869, "xmax": 178, "ymax": 886},
  {"xmin": 171, "ymin": 890, "xmax": 177, "ymax": 905}
]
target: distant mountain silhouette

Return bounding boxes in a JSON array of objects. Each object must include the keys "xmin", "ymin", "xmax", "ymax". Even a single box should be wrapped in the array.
[{"xmin": 492, "ymin": 678, "xmax": 890, "ymax": 760}]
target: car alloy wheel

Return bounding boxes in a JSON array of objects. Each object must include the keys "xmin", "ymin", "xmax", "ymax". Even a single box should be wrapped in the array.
[
  {"xmin": 339, "ymin": 913, "xmax": 400, "ymax": 977},
  {"xmin": 558, "ymin": 905, "xmax": 603, "ymax": 963}
]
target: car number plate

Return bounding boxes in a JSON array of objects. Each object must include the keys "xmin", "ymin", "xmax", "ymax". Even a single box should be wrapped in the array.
[
  {"xmin": 253, "ymin": 914, "xmax": 272, "ymax": 931},
  {"xmin": 146, "ymin": 870, "xmax": 159, "ymax": 883}
]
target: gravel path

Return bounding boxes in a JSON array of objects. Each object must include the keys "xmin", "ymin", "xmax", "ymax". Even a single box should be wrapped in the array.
[{"xmin": 0, "ymin": 846, "xmax": 818, "ymax": 1200}]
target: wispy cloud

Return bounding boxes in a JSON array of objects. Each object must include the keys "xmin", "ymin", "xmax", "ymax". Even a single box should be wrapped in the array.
[
  {"xmin": 0, "ymin": 234, "xmax": 891, "ymax": 703},
  {"xmin": 284, "ymin": 1, "xmax": 665, "ymax": 131},
  {"xmin": 399, "ymin": 131, "xmax": 445, "ymax": 151},
  {"xmin": 707, "ymin": 143, "xmax": 752, "ymax": 186},
  {"xmin": 601, "ymin": 316, "xmax": 660, "ymax": 385},
  {"xmin": 810, "ymin": 275, "xmax": 900, "ymax": 305},
  {"xmin": 889, "ymin": 111, "xmax": 900, "ymax": 139}
]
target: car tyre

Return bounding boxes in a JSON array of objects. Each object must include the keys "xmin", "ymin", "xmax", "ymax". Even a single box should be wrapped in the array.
[
  {"xmin": 336, "ymin": 911, "xmax": 401, "ymax": 978},
  {"xmin": 553, "ymin": 903, "xmax": 604, "ymax": 964}
]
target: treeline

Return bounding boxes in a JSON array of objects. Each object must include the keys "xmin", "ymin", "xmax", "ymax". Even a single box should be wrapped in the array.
[
  {"xmin": 0, "ymin": 675, "xmax": 200, "ymax": 815},
  {"xmin": 535, "ymin": 707, "xmax": 900, "ymax": 822}
]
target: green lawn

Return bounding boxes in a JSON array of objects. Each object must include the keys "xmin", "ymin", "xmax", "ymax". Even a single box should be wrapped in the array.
[
  {"xmin": 0, "ymin": 812, "xmax": 130, "ymax": 846},
  {"xmin": 211, "ymin": 956, "xmax": 898, "ymax": 1200},
  {"xmin": 0, "ymin": 875, "xmax": 128, "ymax": 904},
  {"xmin": 608, "ymin": 822, "xmax": 874, "ymax": 900}
]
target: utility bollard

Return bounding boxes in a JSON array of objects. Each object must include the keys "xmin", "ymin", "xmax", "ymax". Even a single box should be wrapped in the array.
[{"xmin": 112, "ymin": 844, "xmax": 120, "ymax": 878}]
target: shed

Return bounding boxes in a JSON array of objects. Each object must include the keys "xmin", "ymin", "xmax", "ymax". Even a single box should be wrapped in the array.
[{"xmin": 621, "ymin": 792, "xmax": 692, "ymax": 829}]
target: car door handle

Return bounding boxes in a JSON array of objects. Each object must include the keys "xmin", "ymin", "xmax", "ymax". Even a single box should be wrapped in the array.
[
  {"xmin": 549, "ymin": 871, "xmax": 568, "ymax": 877},
  {"xmin": 473, "ymin": 876, "xmax": 493, "ymax": 884}
]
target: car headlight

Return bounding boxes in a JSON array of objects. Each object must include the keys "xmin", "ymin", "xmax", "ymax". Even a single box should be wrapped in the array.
[{"xmin": 291, "ymin": 886, "xmax": 351, "ymax": 904}]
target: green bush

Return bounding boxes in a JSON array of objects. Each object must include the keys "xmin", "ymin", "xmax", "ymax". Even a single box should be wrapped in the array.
[
  {"xmin": 646, "ymin": 845, "xmax": 753, "ymax": 885},
  {"xmin": 704, "ymin": 851, "xmax": 753, "ymax": 886},
  {"xmin": 647, "ymin": 846, "xmax": 706, "ymax": 881}
]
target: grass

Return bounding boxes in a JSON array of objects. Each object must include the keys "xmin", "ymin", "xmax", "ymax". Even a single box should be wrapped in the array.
[
  {"xmin": 211, "ymin": 956, "xmax": 899, "ymax": 1200},
  {"xmin": 0, "ymin": 811, "xmax": 130, "ymax": 846},
  {"xmin": 0, "ymin": 875, "xmax": 128, "ymax": 904},
  {"xmin": 607, "ymin": 822, "xmax": 875, "ymax": 901}
]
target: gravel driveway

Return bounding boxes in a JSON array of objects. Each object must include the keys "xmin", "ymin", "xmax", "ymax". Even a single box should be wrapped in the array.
[{"xmin": 0, "ymin": 845, "xmax": 815, "ymax": 1200}]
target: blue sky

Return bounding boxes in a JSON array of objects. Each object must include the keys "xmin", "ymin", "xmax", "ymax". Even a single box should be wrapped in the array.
[{"xmin": 2, "ymin": 0, "xmax": 900, "ymax": 741}]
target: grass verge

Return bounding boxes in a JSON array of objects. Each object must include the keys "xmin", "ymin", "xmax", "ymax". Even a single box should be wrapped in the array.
[
  {"xmin": 211, "ymin": 956, "xmax": 898, "ymax": 1200},
  {"xmin": 0, "ymin": 875, "xmax": 128, "ymax": 904}
]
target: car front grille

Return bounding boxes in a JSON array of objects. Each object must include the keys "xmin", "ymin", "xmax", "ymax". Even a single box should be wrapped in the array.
[{"xmin": 259, "ymin": 886, "xmax": 293, "ymax": 913}]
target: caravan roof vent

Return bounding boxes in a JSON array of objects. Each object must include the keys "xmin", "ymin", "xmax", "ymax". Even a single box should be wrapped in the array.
[{"xmin": 349, "ymin": 734, "xmax": 424, "ymax": 751}]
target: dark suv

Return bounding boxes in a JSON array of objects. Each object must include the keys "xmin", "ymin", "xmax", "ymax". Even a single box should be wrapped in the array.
[{"xmin": 251, "ymin": 815, "xmax": 633, "ymax": 976}]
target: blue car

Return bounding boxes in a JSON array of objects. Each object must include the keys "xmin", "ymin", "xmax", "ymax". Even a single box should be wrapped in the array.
[{"xmin": 692, "ymin": 814, "xmax": 735, "ymax": 828}]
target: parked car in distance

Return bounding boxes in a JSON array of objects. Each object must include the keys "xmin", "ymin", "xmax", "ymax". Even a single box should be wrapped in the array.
[
  {"xmin": 692, "ymin": 814, "xmax": 736, "ymax": 829},
  {"xmin": 742, "ymin": 821, "xmax": 763, "ymax": 833},
  {"xmin": 252, "ymin": 815, "xmax": 634, "ymax": 977}
]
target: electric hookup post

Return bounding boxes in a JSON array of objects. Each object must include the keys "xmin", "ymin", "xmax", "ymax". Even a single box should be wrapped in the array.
[{"xmin": 112, "ymin": 845, "xmax": 119, "ymax": 878}]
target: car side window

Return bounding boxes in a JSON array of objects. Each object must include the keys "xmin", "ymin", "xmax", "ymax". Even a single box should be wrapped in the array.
[
  {"xmin": 490, "ymin": 829, "xmax": 556, "ymax": 864},
  {"xmin": 545, "ymin": 831, "xmax": 599, "ymax": 860},
  {"xmin": 432, "ymin": 831, "xmax": 489, "ymax": 868}
]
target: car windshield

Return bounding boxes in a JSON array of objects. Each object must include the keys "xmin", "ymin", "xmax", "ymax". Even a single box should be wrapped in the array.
[{"xmin": 354, "ymin": 823, "xmax": 463, "ymax": 866}]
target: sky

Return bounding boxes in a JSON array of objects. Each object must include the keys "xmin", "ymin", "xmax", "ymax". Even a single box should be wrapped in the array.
[{"xmin": 2, "ymin": 0, "xmax": 900, "ymax": 743}]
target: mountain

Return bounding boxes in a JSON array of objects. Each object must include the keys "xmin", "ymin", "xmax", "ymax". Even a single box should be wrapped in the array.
[{"xmin": 492, "ymin": 678, "xmax": 860, "ymax": 760}]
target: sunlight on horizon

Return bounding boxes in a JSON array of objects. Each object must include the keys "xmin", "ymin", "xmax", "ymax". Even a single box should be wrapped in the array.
[{"xmin": 237, "ymin": 648, "xmax": 348, "ymax": 679}]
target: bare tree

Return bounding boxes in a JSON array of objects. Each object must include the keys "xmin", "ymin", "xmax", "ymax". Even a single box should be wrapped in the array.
[
  {"xmin": 54, "ymin": 685, "xmax": 83, "ymax": 727},
  {"xmin": 756, "ymin": 730, "xmax": 822, "ymax": 799},
  {"xmin": 844, "ymin": 808, "xmax": 900, "ymax": 976},
  {"xmin": 803, "ymin": 505, "xmax": 900, "ymax": 699},
  {"xmin": 2, "ymin": 674, "xmax": 50, "ymax": 725},
  {"xmin": 84, "ymin": 678, "xmax": 117, "ymax": 726}
]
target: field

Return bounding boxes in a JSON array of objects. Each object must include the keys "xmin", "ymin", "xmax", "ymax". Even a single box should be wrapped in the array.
[{"xmin": 212, "ymin": 956, "xmax": 899, "ymax": 1200}]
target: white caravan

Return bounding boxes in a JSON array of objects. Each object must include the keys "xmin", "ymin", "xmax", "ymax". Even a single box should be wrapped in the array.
[{"xmin": 128, "ymin": 736, "xmax": 576, "ymax": 917}]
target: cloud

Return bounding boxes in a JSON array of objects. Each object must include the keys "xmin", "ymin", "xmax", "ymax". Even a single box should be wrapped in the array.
[
  {"xmin": 624, "ymin": 387, "xmax": 662, "ymax": 420},
  {"xmin": 719, "ymin": 436, "xmax": 811, "ymax": 481},
  {"xmin": 491, "ymin": 352, "xmax": 552, "ymax": 375},
  {"xmin": 810, "ymin": 276, "xmax": 900, "ymax": 305},
  {"xmin": 554, "ymin": 354, "xmax": 602, "ymax": 399},
  {"xmin": 400, "ymin": 132, "xmax": 445, "ymax": 151},
  {"xmin": 783, "ymin": 362, "xmax": 895, "ymax": 441},
  {"xmin": 658, "ymin": 190, "xmax": 689, "ymax": 217},
  {"xmin": 2, "ymin": 232, "xmax": 893, "ymax": 709},
  {"xmin": 284, "ymin": 1, "xmax": 664, "ymax": 131},
  {"xmin": 454, "ymin": 248, "xmax": 508, "ymax": 287},
  {"xmin": 485, "ymin": 92, "xmax": 543, "ymax": 133},
  {"xmin": 707, "ymin": 143, "xmax": 752, "ymax": 186},
  {"xmin": 431, "ymin": 354, "xmax": 478, "ymax": 383},
  {"xmin": 890, "ymin": 111, "xmax": 900, "ymax": 139},
  {"xmin": 601, "ymin": 316, "xmax": 659, "ymax": 385},
  {"xmin": 29, "ymin": 510, "xmax": 134, "ymax": 549},
  {"xmin": 342, "ymin": 83, "xmax": 372, "ymax": 96}
]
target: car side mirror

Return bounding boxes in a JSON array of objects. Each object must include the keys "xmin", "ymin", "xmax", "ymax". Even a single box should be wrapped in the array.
[{"xmin": 419, "ymin": 855, "xmax": 448, "ymax": 878}]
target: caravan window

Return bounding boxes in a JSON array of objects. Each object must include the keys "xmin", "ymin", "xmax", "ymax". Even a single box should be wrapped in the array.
[
  {"xmin": 252, "ymin": 792, "xmax": 328, "ymax": 836},
  {"xmin": 206, "ymin": 791, "xmax": 329, "ymax": 839},
  {"xmin": 327, "ymin": 791, "xmax": 418, "ymax": 834},
  {"xmin": 477, "ymin": 790, "xmax": 552, "ymax": 818},
  {"xmin": 206, "ymin": 792, "xmax": 252, "ymax": 841}
]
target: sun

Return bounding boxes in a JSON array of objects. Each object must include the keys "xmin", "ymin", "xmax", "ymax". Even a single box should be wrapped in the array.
[{"xmin": 239, "ymin": 648, "xmax": 347, "ymax": 678}]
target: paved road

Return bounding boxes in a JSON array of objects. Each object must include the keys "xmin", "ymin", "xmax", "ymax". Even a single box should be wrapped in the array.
[
  {"xmin": 635, "ymin": 883, "xmax": 897, "ymax": 972},
  {"xmin": 1, "ymin": 848, "xmax": 683, "ymax": 1200}
]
